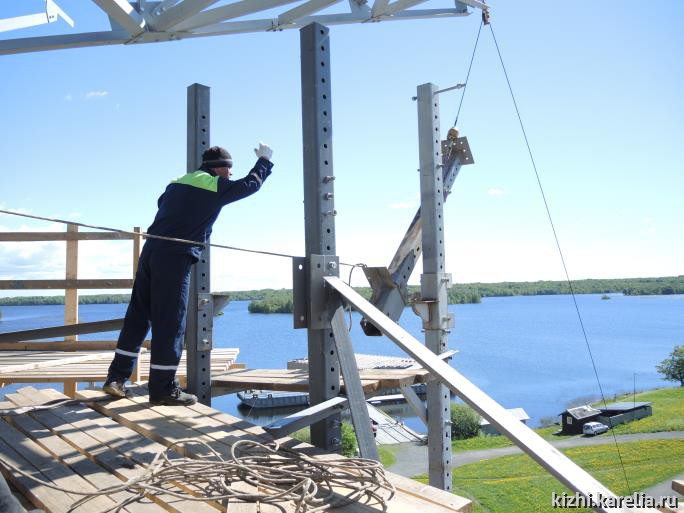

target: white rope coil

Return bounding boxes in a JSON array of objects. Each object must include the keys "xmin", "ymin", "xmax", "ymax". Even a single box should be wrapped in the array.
[{"xmin": 0, "ymin": 437, "xmax": 395, "ymax": 513}]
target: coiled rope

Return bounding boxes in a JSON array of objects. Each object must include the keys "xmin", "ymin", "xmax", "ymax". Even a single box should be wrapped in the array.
[{"xmin": 0, "ymin": 438, "xmax": 395, "ymax": 513}]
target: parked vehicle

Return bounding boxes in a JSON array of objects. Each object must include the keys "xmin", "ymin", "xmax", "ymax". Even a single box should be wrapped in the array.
[{"xmin": 583, "ymin": 421, "xmax": 609, "ymax": 436}]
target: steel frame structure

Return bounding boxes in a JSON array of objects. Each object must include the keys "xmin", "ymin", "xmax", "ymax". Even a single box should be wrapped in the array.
[
  {"xmin": 0, "ymin": 0, "xmax": 487, "ymax": 55},
  {"xmin": 1, "ymin": 3, "xmax": 653, "ymax": 511}
]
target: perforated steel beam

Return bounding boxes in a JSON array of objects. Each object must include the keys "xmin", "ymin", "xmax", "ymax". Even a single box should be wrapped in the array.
[
  {"xmin": 301, "ymin": 23, "xmax": 340, "ymax": 452},
  {"xmin": 185, "ymin": 83, "xmax": 213, "ymax": 406},
  {"xmin": 417, "ymin": 82, "xmax": 452, "ymax": 490}
]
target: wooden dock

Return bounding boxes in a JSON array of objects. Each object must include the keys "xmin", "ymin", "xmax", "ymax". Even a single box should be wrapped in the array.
[{"xmin": 0, "ymin": 385, "xmax": 471, "ymax": 513}]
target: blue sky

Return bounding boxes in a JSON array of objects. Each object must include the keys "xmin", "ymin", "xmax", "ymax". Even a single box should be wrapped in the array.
[{"xmin": 0, "ymin": 1, "xmax": 682, "ymax": 293}]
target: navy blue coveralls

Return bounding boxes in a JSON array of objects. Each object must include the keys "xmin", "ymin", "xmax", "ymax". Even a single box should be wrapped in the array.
[{"xmin": 108, "ymin": 158, "xmax": 273, "ymax": 399}]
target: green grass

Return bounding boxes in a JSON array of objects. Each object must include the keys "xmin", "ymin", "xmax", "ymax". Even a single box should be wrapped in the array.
[
  {"xmin": 451, "ymin": 386, "xmax": 684, "ymax": 453},
  {"xmin": 417, "ymin": 439, "xmax": 684, "ymax": 513},
  {"xmin": 289, "ymin": 427, "xmax": 396, "ymax": 467},
  {"xmin": 451, "ymin": 426, "xmax": 574, "ymax": 453},
  {"xmin": 378, "ymin": 445, "xmax": 397, "ymax": 468},
  {"xmin": 591, "ymin": 386, "xmax": 684, "ymax": 434}
]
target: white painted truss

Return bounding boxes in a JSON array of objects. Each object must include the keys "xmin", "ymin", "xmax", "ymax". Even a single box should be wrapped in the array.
[{"xmin": 0, "ymin": 0, "xmax": 488, "ymax": 55}]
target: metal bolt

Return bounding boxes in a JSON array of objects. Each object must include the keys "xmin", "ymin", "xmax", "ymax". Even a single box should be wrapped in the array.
[
  {"xmin": 199, "ymin": 298, "xmax": 210, "ymax": 306},
  {"xmin": 327, "ymin": 261, "xmax": 337, "ymax": 271},
  {"xmin": 323, "ymin": 175, "xmax": 335, "ymax": 183},
  {"xmin": 324, "ymin": 192, "xmax": 334, "ymax": 200},
  {"xmin": 324, "ymin": 210, "xmax": 337, "ymax": 216},
  {"xmin": 201, "ymin": 338, "xmax": 209, "ymax": 344}
]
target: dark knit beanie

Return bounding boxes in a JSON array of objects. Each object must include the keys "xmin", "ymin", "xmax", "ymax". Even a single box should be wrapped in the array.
[{"xmin": 201, "ymin": 146, "xmax": 232, "ymax": 168}]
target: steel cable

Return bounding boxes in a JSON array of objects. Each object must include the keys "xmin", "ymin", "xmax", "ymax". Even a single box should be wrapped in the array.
[{"xmin": 487, "ymin": 21, "xmax": 633, "ymax": 493}]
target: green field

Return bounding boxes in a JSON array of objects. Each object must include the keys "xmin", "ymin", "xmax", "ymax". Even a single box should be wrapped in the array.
[
  {"xmin": 592, "ymin": 387, "xmax": 684, "ymax": 434},
  {"xmin": 451, "ymin": 426, "xmax": 572, "ymax": 453},
  {"xmin": 419, "ymin": 439, "xmax": 684, "ymax": 513},
  {"xmin": 451, "ymin": 387, "xmax": 683, "ymax": 453}
]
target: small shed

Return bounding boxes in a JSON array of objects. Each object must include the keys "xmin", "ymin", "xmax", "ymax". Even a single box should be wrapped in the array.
[
  {"xmin": 559, "ymin": 405, "xmax": 602, "ymax": 434},
  {"xmin": 480, "ymin": 408, "xmax": 530, "ymax": 436},
  {"xmin": 598, "ymin": 402, "xmax": 652, "ymax": 427}
]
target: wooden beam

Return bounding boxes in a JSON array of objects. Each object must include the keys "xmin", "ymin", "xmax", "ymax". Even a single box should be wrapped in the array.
[
  {"xmin": 65, "ymin": 223, "xmax": 79, "ymax": 343},
  {"xmin": 0, "ymin": 351, "xmax": 119, "ymax": 375},
  {"xmin": 132, "ymin": 226, "xmax": 141, "ymax": 279},
  {"xmin": 63, "ymin": 381, "xmax": 77, "ymax": 398},
  {"xmin": 0, "ymin": 340, "xmax": 150, "ymax": 351},
  {"xmin": 0, "ymin": 232, "xmax": 135, "ymax": 241},
  {"xmin": 0, "ymin": 279, "xmax": 134, "ymax": 290},
  {"xmin": 0, "ymin": 318, "xmax": 125, "ymax": 343}
]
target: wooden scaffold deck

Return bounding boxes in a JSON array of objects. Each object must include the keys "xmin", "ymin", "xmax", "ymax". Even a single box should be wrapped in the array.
[
  {"xmin": 0, "ymin": 349, "xmax": 241, "ymax": 394},
  {"xmin": 0, "ymin": 385, "xmax": 471, "ymax": 513}
]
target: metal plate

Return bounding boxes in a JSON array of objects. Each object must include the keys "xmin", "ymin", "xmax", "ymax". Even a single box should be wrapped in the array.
[
  {"xmin": 441, "ymin": 136, "xmax": 474, "ymax": 166},
  {"xmin": 309, "ymin": 254, "xmax": 339, "ymax": 330},
  {"xmin": 292, "ymin": 257, "xmax": 308, "ymax": 329}
]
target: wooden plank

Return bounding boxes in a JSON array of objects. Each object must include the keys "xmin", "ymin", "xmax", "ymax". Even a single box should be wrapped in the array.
[
  {"xmin": 0, "ymin": 279, "xmax": 134, "ymax": 290},
  {"xmin": 0, "ymin": 340, "xmax": 150, "ymax": 351},
  {"xmin": 673, "ymin": 479, "xmax": 684, "ymax": 495},
  {"xmin": 5, "ymin": 402, "xmax": 162, "ymax": 513},
  {"xmin": 11, "ymin": 388, "xmax": 219, "ymax": 513},
  {"xmin": 63, "ymin": 381, "xmax": 76, "ymax": 398},
  {"xmin": 0, "ymin": 231, "xmax": 135, "ymax": 241},
  {"xmin": 133, "ymin": 227, "xmax": 141, "ymax": 278},
  {"xmin": 0, "ymin": 417, "xmax": 118, "ymax": 513},
  {"xmin": 0, "ymin": 430, "xmax": 78, "ymax": 513},
  {"xmin": 0, "ymin": 351, "xmax": 116, "ymax": 374},
  {"xmin": 0, "ymin": 318, "xmax": 125, "ymax": 343},
  {"xmin": 64, "ymin": 223, "xmax": 79, "ymax": 343}
]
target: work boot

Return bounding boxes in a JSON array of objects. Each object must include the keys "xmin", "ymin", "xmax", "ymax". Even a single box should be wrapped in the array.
[
  {"xmin": 103, "ymin": 378, "xmax": 132, "ymax": 399},
  {"xmin": 149, "ymin": 383, "xmax": 197, "ymax": 406}
]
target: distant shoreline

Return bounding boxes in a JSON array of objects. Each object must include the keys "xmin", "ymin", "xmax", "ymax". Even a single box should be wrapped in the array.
[{"xmin": 1, "ymin": 276, "xmax": 682, "ymax": 307}]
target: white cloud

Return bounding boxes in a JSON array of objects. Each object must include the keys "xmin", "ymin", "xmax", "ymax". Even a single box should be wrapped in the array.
[
  {"xmin": 85, "ymin": 91, "xmax": 109, "ymax": 99},
  {"xmin": 487, "ymin": 188, "xmax": 505, "ymax": 197}
]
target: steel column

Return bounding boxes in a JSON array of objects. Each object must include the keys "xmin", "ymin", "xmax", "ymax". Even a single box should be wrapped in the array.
[
  {"xmin": 185, "ymin": 83, "xmax": 213, "ymax": 406},
  {"xmin": 301, "ymin": 22, "xmax": 340, "ymax": 451},
  {"xmin": 417, "ymin": 82, "xmax": 452, "ymax": 490}
]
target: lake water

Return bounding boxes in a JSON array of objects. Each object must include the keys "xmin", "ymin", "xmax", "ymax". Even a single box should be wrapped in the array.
[{"xmin": 1, "ymin": 293, "xmax": 681, "ymax": 432}]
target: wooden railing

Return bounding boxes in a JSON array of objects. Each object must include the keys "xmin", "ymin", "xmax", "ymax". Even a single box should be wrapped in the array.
[{"xmin": 0, "ymin": 224, "xmax": 141, "ymax": 343}]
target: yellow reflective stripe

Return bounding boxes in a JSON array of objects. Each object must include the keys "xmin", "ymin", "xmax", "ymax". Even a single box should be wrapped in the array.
[{"xmin": 171, "ymin": 171, "xmax": 219, "ymax": 192}]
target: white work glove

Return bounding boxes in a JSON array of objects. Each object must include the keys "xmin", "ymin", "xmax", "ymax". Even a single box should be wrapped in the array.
[{"xmin": 254, "ymin": 142, "xmax": 273, "ymax": 161}]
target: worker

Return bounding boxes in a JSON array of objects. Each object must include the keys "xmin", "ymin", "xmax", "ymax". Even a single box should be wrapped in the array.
[{"xmin": 103, "ymin": 143, "xmax": 274, "ymax": 405}]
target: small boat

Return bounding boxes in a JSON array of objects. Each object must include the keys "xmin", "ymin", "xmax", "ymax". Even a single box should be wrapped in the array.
[{"xmin": 237, "ymin": 389, "xmax": 310, "ymax": 409}]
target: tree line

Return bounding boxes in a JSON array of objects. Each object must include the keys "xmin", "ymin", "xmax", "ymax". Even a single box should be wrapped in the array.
[{"xmin": 1, "ymin": 276, "xmax": 682, "ymax": 313}]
